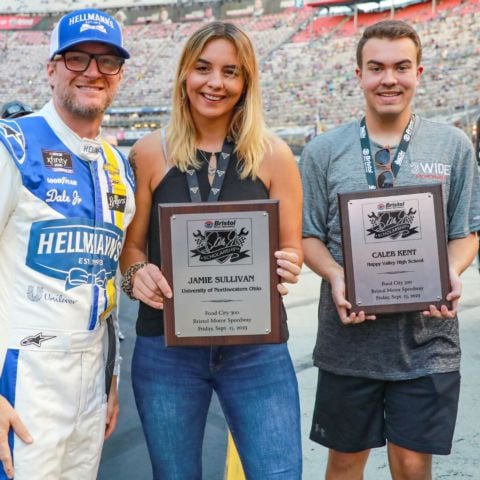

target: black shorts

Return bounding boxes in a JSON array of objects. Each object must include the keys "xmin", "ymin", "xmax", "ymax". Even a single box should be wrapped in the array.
[{"xmin": 310, "ymin": 369, "xmax": 460, "ymax": 455}]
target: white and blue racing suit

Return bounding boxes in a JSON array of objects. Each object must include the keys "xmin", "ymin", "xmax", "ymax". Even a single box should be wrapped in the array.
[{"xmin": 0, "ymin": 101, "xmax": 135, "ymax": 480}]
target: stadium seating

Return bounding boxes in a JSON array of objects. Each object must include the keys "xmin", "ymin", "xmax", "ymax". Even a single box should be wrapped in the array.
[{"xmin": 0, "ymin": 0, "xmax": 478, "ymax": 140}]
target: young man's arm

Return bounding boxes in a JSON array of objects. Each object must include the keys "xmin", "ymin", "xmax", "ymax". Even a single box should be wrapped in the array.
[
  {"xmin": 303, "ymin": 236, "xmax": 376, "ymax": 324},
  {"xmin": 424, "ymin": 128, "xmax": 480, "ymax": 319},
  {"xmin": 423, "ymin": 233, "xmax": 478, "ymax": 319}
]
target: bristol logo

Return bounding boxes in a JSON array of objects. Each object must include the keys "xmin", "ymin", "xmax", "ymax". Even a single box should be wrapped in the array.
[
  {"xmin": 190, "ymin": 228, "xmax": 250, "ymax": 264},
  {"xmin": 366, "ymin": 208, "xmax": 419, "ymax": 240}
]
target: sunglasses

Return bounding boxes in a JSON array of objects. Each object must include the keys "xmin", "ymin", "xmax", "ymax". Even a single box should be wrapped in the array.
[{"xmin": 375, "ymin": 147, "xmax": 394, "ymax": 189}]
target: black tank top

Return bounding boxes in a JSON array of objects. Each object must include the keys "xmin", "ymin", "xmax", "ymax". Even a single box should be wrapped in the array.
[{"xmin": 136, "ymin": 152, "xmax": 287, "ymax": 337}]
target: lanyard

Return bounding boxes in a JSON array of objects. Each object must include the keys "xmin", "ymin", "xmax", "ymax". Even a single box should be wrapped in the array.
[
  {"xmin": 359, "ymin": 115, "xmax": 415, "ymax": 189},
  {"xmin": 185, "ymin": 137, "xmax": 235, "ymax": 202}
]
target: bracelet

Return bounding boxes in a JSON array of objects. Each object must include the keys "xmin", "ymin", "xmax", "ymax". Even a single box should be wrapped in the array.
[{"xmin": 121, "ymin": 261, "xmax": 148, "ymax": 300}]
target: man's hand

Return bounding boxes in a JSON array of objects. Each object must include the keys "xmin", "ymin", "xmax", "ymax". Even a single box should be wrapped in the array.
[
  {"xmin": 303, "ymin": 237, "xmax": 376, "ymax": 324},
  {"xmin": 105, "ymin": 376, "xmax": 119, "ymax": 440},
  {"xmin": 330, "ymin": 271, "xmax": 376, "ymax": 325},
  {"xmin": 0, "ymin": 395, "xmax": 32, "ymax": 479},
  {"xmin": 423, "ymin": 266, "xmax": 462, "ymax": 319}
]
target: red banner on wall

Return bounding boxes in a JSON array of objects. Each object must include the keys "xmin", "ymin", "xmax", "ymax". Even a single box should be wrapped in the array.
[
  {"xmin": 0, "ymin": 16, "xmax": 42, "ymax": 30},
  {"xmin": 306, "ymin": 0, "xmax": 355, "ymax": 6}
]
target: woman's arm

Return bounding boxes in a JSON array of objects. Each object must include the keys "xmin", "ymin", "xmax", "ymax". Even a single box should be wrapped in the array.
[
  {"xmin": 260, "ymin": 136, "xmax": 303, "ymax": 295},
  {"xmin": 120, "ymin": 131, "xmax": 172, "ymax": 309}
]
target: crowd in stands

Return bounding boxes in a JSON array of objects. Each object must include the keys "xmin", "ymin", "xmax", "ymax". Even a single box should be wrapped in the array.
[
  {"xmin": 0, "ymin": 0, "xmax": 479, "ymax": 136},
  {"xmin": 263, "ymin": 0, "xmax": 480, "ymax": 130},
  {"xmin": 0, "ymin": 0, "xmax": 183, "ymax": 14}
]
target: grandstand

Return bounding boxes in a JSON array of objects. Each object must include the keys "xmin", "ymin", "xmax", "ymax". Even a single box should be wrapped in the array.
[{"xmin": 0, "ymin": 0, "xmax": 479, "ymax": 148}]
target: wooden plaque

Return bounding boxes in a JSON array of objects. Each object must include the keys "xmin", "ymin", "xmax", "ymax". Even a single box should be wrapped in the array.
[
  {"xmin": 158, "ymin": 200, "xmax": 282, "ymax": 346},
  {"xmin": 338, "ymin": 184, "xmax": 451, "ymax": 315}
]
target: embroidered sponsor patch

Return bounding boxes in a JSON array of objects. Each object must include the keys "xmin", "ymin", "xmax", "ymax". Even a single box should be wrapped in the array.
[
  {"xmin": 20, "ymin": 332, "xmax": 56, "ymax": 347},
  {"xmin": 45, "ymin": 188, "xmax": 83, "ymax": 206},
  {"xmin": 42, "ymin": 150, "xmax": 74, "ymax": 172},
  {"xmin": 106, "ymin": 192, "xmax": 127, "ymax": 212},
  {"xmin": 27, "ymin": 285, "xmax": 78, "ymax": 304},
  {"xmin": 46, "ymin": 176, "xmax": 78, "ymax": 186},
  {"xmin": 79, "ymin": 138, "xmax": 101, "ymax": 161},
  {"xmin": 0, "ymin": 120, "xmax": 26, "ymax": 164},
  {"xmin": 26, "ymin": 218, "xmax": 123, "ymax": 290}
]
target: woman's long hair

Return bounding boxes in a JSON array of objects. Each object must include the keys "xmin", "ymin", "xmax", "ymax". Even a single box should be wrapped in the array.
[{"xmin": 167, "ymin": 21, "xmax": 271, "ymax": 179}]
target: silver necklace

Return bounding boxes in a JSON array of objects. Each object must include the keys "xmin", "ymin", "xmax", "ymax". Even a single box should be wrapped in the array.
[{"xmin": 198, "ymin": 149, "xmax": 217, "ymax": 176}]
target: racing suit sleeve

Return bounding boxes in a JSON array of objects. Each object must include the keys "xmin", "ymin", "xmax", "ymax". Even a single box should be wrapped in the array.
[
  {"xmin": 0, "ymin": 143, "xmax": 21, "ymax": 233},
  {"xmin": 0, "ymin": 142, "xmax": 21, "ymax": 373}
]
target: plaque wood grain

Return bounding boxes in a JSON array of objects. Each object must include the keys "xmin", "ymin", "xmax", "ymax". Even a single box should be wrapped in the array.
[
  {"xmin": 338, "ymin": 184, "xmax": 451, "ymax": 315},
  {"xmin": 159, "ymin": 200, "xmax": 282, "ymax": 346}
]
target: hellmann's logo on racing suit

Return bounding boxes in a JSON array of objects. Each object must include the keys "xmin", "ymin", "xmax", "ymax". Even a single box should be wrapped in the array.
[{"xmin": 26, "ymin": 218, "xmax": 123, "ymax": 291}]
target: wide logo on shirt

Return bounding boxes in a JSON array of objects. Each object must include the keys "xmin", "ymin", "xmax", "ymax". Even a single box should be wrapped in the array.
[
  {"xmin": 410, "ymin": 161, "xmax": 451, "ymax": 181},
  {"xmin": 26, "ymin": 218, "xmax": 123, "ymax": 290}
]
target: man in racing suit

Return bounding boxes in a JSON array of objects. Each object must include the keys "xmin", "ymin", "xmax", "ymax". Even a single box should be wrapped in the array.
[{"xmin": 0, "ymin": 9, "xmax": 135, "ymax": 480}]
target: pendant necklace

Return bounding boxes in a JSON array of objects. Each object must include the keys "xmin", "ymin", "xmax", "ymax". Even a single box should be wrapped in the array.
[
  {"xmin": 187, "ymin": 137, "xmax": 234, "ymax": 203},
  {"xmin": 198, "ymin": 149, "xmax": 217, "ymax": 177}
]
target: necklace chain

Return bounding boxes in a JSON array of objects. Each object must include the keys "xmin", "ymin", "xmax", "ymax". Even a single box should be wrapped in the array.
[{"xmin": 198, "ymin": 149, "xmax": 217, "ymax": 176}]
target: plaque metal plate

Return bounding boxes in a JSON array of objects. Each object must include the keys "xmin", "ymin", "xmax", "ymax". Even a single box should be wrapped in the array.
[
  {"xmin": 338, "ymin": 184, "xmax": 451, "ymax": 314},
  {"xmin": 159, "ymin": 200, "xmax": 282, "ymax": 346}
]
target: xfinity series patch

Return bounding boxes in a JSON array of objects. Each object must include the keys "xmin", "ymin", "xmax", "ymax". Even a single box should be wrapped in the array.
[
  {"xmin": 26, "ymin": 218, "xmax": 123, "ymax": 290},
  {"xmin": 42, "ymin": 150, "xmax": 74, "ymax": 173},
  {"xmin": 106, "ymin": 193, "xmax": 127, "ymax": 212}
]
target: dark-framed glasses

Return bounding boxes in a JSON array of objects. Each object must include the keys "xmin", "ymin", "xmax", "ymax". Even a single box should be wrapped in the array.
[
  {"xmin": 56, "ymin": 51, "xmax": 124, "ymax": 76},
  {"xmin": 375, "ymin": 147, "xmax": 394, "ymax": 189}
]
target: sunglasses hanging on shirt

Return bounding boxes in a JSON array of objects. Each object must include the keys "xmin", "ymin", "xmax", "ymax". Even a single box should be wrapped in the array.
[
  {"xmin": 359, "ymin": 115, "xmax": 415, "ymax": 189},
  {"xmin": 375, "ymin": 147, "xmax": 394, "ymax": 189}
]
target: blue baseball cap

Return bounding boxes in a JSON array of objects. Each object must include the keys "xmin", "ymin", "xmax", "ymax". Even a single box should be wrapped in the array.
[{"xmin": 50, "ymin": 8, "xmax": 130, "ymax": 60}]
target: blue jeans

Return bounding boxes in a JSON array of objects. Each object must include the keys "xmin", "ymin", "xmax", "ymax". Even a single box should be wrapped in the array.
[{"xmin": 132, "ymin": 336, "xmax": 302, "ymax": 480}]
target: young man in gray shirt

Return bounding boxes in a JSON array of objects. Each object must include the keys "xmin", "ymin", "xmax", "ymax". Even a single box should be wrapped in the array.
[{"xmin": 300, "ymin": 20, "xmax": 480, "ymax": 480}]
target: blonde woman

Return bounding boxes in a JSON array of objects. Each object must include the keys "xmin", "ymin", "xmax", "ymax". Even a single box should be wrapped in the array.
[{"xmin": 120, "ymin": 22, "xmax": 303, "ymax": 479}]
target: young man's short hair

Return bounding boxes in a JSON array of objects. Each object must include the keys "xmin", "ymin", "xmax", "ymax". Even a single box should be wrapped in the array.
[{"xmin": 356, "ymin": 20, "xmax": 422, "ymax": 67}]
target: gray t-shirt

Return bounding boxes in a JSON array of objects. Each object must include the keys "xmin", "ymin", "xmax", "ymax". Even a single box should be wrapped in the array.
[{"xmin": 300, "ymin": 116, "xmax": 480, "ymax": 380}]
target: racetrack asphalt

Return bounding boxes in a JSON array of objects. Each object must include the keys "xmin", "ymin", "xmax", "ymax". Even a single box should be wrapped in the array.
[{"xmin": 99, "ymin": 261, "xmax": 480, "ymax": 479}]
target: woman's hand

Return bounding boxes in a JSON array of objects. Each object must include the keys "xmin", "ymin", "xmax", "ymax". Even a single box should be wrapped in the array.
[
  {"xmin": 132, "ymin": 263, "xmax": 172, "ymax": 309},
  {"xmin": 275, "ymin": 250, "xmax": 301, "ymax": 296}
]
